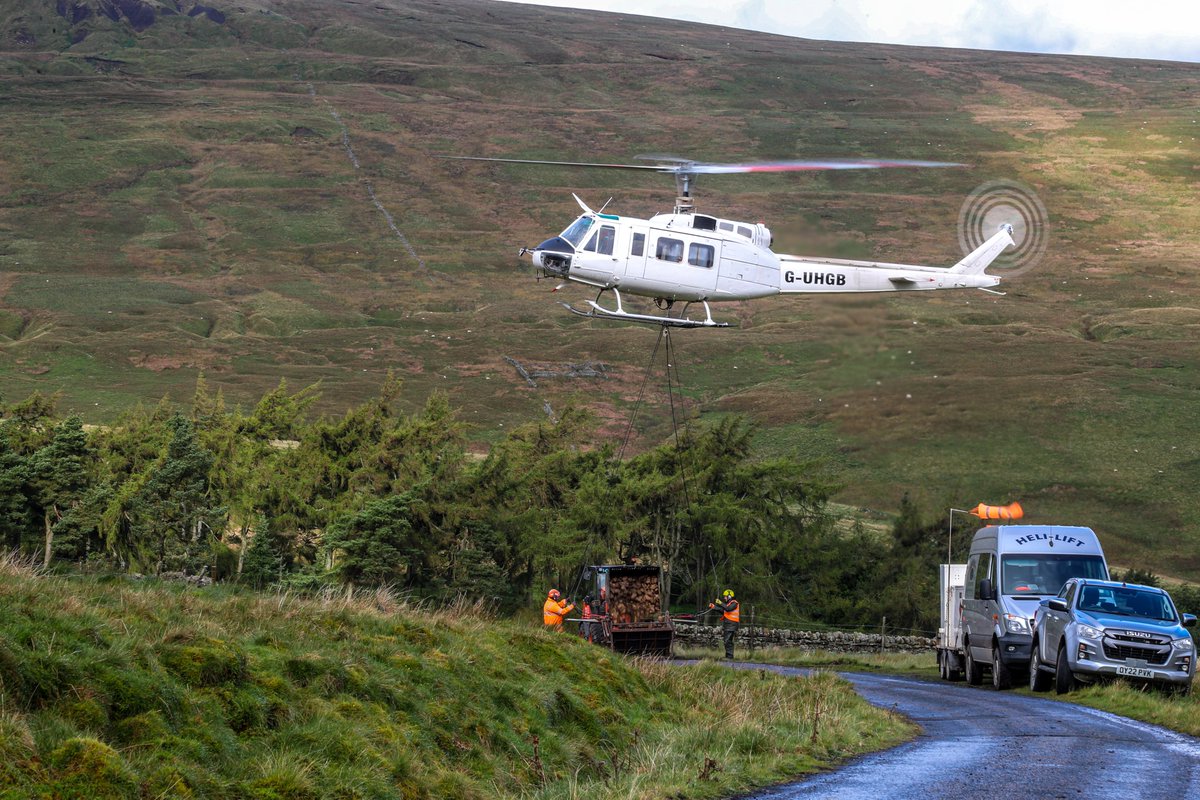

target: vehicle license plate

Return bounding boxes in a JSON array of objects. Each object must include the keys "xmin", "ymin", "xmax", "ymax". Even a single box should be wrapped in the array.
[{"xmin": 1117, "ymin": 665, "xmax": 1153, "ymax": 679}]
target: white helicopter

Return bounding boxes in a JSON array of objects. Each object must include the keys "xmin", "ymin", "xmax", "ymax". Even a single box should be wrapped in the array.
[{"xmin": 447, "ymin": 155, "xmax": 1015, "ymax": 328}]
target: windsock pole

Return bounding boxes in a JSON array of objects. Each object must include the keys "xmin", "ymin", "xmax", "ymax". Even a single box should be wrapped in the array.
[{"xmin": 949, "ymin": 502, "xmax": 1024, "ymax": 562}]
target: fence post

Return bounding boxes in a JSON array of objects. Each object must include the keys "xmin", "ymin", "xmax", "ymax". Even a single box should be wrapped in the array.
[
  {"xmin": 879, "ymin": 616, "xmax": 886, "ymax": 655},
  {"xmin": 749, "ymin": 605, "xmax": 755, "ymax": 657}
]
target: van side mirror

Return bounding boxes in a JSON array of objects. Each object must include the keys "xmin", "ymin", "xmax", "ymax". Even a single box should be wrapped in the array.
[
  {"xmin": 1048, "ymin": 598, "xmax": 1069, "ymax": 613},
  {"xmin": 979, "ymin": 578, "xmax": 995, "ymax": 601},
  {"xmin": 1183, "ymin": 613, "xmax": 1197, "ymax": 628}
]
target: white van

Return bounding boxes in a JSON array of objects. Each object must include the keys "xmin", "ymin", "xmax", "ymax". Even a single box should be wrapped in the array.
[{"xmin": 960, "ymin": 525, "xmax": 1109, "ymax": 688}]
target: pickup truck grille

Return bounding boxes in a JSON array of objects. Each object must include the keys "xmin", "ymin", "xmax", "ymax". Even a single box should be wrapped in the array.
[
  {"xmin": 1110, "ymin": 630, "xmax": 1170, "ymax": 645},
  {"xmin": 1102, "ymin": 641, "xmax": 1169, "ymax": 665}
]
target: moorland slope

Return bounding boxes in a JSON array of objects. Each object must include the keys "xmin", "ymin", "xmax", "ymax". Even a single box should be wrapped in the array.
[{"xmin": 1, "ymin": 0, "xmax": 1198, "ymax": 572}]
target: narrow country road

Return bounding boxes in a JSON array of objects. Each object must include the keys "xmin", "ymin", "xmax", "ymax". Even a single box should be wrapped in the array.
[{"xmin": 736, "ymin": 665, "xmax": 1200, "ymax": 800}]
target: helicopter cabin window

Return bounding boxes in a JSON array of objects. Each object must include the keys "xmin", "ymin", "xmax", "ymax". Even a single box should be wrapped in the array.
[
  {"xmin": 688, "ymin": 243, "xmax": 715, "ymax": 268},
  {"xmin": 583, "ymin": 225, "xmax": 616, "ymax": 255},
  {"xmin": 693, "ymin": 215, "xmax": 718, "ymax": 231},
  {"xmin": 718, "ymin": 222, "xmax": 734, "ymax": 232},
  {"xmin": 655, "ymin": 237, "xmax": 684, "ymax": 263},
  {"xmin": 737, "ymin": 225, "xmax": 753, "ymax": 239},
  {"xmin": 631, "ymin": 232, "xmax": 645, "ymax": 257}
]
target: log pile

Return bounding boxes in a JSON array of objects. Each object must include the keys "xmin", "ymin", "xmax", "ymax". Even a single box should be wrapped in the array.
[{"xmin": 608, "ymin": 573, "xmax": 663, "ymax": 623}]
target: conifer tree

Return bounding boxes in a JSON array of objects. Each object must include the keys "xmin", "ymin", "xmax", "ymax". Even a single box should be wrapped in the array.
[{"xmin": 28, "ymin": 416, "xmax": 92, "ymax": 568}]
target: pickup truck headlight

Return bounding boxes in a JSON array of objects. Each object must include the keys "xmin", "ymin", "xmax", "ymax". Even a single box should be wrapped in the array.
[
  {"xmin": 1173, "ymin": 637, "xmax": 1194, "ymax": 652},
  {"xmin": 1003, "ymin": 613, "xmax": 1030, "ymax": 635},
  {"xmin": 1077, "ymin": 624, "xmax": 1104, "ymax": 641}
]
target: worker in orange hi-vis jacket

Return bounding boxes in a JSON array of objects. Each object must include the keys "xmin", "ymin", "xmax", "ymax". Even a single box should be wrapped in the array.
[{"xmin": 542, "ymin": 588, "xmax": 575, "ymax": 629}]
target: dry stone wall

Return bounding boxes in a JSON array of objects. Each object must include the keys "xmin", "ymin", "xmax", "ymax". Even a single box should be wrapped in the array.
[{"xmin": 674, "ymin": 623, "xmax": 935, "ymax": 653}]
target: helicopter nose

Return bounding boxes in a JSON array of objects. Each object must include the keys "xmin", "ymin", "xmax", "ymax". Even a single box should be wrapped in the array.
[
  {"xmin": 535, "ymin": 236, "xmax": 574, "ymax": 253},
  {"xmin": 528, "ymin": 236, "xmax": 573, "ymax": 275}
]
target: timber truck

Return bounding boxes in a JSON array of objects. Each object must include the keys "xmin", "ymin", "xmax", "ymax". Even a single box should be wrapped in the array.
[
  {"xmin": 937, "ymin": 524, "xmax": 1109, "ymax": 689},
  {"xmin": 580, "ymin": 564, "xmax": 675, "ymax": 657}
]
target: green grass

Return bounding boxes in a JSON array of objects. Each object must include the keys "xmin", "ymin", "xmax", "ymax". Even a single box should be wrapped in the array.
[
  {"xmin": 678, "ymin": 645, "xmax": 942, "ymax": 679},
  {"xmin": 0, "ymin": 555, "xmax": 913, "ymax": 799}
]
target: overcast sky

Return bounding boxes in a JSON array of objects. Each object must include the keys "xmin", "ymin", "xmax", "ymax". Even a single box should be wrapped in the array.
[{"xmin": 496, "ymin": 0, "xmax": 1199, "ymax": 63}]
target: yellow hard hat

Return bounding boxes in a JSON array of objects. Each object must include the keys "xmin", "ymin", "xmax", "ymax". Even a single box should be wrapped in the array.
[{"xmin": 722, "ymin": 589, "xmax": 734, "ymax": 599}]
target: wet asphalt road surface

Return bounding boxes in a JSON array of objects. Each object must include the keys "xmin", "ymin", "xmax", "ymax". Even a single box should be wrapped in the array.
[{"xmin": 734, "ymin": 665, "xmax": 1200, "ymax": 800}]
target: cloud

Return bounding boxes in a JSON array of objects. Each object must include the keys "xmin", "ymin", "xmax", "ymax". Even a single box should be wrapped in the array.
[{"xmin": 496, "ymin": 0, "xmax": 1198, "ymax": 62}]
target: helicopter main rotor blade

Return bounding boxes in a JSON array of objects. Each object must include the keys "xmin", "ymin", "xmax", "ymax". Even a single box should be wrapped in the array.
[
  {"xmin": 440, "ymin": 155, "xmax": 965, "ymax": 174},
  {"xmin": 437, "ymin": 155, "xmax": 668, "ymax": 171},
  {"xmin": 687, "ymin": 158, "xmax": 966, "ymax": 173}
]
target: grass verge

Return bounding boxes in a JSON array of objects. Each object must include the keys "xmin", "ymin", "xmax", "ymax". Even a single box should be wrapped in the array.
[{"xmin": 0, "ymin": 556, "xmax": 914, "ymax": 799}]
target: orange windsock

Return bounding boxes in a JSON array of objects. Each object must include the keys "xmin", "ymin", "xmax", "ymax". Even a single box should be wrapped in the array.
[{"xmin": 970, "ymin": 502, "xmax": 1023, "ymax": 520}]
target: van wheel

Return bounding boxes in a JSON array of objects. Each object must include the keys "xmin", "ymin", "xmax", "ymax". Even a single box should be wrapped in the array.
[
  {"xmin": 964, "ymin": 645, "xmax": 983, "ymax": 686},
  {"xmin": 938, "ymin": 650, "xmax": 962, "ymax": 682},
  {"xmin": 1029, "ymin": 641, "xmax": 1051, "ymax": 692},
  {"xmin": 992, "ymin": 642, "xmax": 1012, "ymax": 690},
  {"xmin": 1054, "ymin": 645, "xmax": 1076, "ymax": 694},
  {"xmin": 945, "ymin": 653, "xmax": 962, "ymax": 682}
]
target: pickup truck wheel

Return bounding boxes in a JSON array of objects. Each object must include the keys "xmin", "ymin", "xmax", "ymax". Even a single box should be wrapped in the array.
[
  {"xmin": 964, "ymin": 645, "xmax": 983, "ymax": 686},
  {"xmin": 1028, "ymin": 641, "xmax": 1051, "ymax": 692},
  {"xmin": 992, "ymin": 642, "xmax": 1012, "ymax": 690},
  {"xmin": 1054, "ymin": 645, "xmax": 1076, "ymax": 694}
]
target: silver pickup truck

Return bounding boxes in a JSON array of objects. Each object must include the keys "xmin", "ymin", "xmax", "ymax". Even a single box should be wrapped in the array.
[{"xmin": 1030, "ymin": 578, "xmax": 1197, "ymax": 694}]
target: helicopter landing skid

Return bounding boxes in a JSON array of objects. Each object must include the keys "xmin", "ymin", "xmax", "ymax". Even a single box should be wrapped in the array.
[{"xmin": 561, "ymin": 291, "xmax": 731, "ymax": 329}]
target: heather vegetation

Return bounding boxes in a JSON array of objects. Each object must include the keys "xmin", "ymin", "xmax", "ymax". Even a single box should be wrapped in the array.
[{"xmin": 1, "ymin": 0, "xmax": 1199, "ymax": 579}]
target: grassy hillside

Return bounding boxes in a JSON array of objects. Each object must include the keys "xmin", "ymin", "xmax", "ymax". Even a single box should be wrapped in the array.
[
  {"xmin": 0, "ymin": 555, "xmax": 911, "ymax": 799},
  {"xmin": 1, "ymin": 1, "xmax": 1199, "ymax": 574}
]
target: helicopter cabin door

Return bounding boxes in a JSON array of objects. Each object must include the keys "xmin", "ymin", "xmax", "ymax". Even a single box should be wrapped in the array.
[
  {"xmin": 626, "ymin": 225, "xmax": 650, "ymax": 278},
  {"xmin": 643, "ymin": 231, "xmax": 719, "ymax": 297}
]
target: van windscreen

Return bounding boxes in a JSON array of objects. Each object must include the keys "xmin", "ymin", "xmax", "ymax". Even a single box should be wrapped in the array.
[{"xmin": 1001, "ymin": 554, "xmax": 1108, "ymax": 596}]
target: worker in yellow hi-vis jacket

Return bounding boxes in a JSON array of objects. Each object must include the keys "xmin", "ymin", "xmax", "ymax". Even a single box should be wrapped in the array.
[{"xmin": 708, "ymin": 588, "xmax": 740, "ymax": 659}]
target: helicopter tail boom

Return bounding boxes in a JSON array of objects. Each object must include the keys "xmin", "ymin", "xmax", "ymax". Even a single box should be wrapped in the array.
[{"xmin": 776, "ymin": 223, "xmax": 1013, "ymax": 294}]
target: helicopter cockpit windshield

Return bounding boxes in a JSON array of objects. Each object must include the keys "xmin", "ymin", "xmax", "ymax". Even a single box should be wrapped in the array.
[
  {"xmin": 531, "ymin": 215, "xmax": 594, "ymax": 261},
  {"xmin": 559, "ymin": 215, "xmax": 595, "ymax": 249}
]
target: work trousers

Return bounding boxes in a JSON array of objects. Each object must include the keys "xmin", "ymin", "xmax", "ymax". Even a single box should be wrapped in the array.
[{"xmin": 722, "ymin": 624, "xmax": 738, "ymax": 659}]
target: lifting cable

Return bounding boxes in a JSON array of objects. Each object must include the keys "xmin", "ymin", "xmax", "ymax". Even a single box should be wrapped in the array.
[
  {"xmin": 565, "ymin": 330, "xmax": 667, "ymax": 605},
  {"xmin": 662, "ymin": 327, "xmax": 693, "ymax": 511},
  {"xmin": 639, "ymin": 326, "xmax": 709, "ymax": 615},
  {"xmin": 617, "ymin": 325, "xmax": 668, "ymax": 463},
  {"xmin": 660, "ymin": 327, "xmax": 722, "ymax": 612},
  {"xmin": 573, "ymin": 325, "xmax": 708, "ymax": 614}
]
